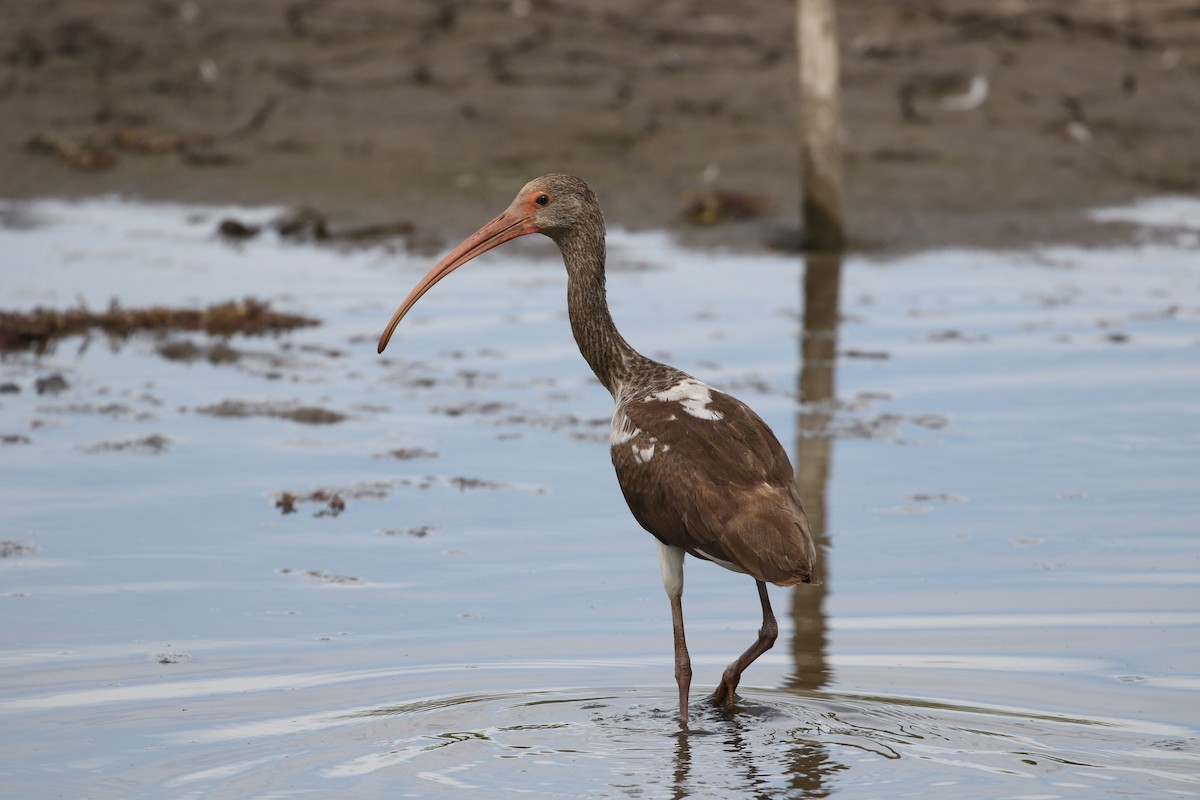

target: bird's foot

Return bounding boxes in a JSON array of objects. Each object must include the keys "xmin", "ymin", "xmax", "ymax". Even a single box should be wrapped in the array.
[{"xmin": 710, "ymin": 675, "xmax": 739, "ymax": 710}]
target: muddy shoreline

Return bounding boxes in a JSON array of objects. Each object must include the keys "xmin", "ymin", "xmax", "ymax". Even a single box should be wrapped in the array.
[{"xmin": 2, "ymin": 1, "xmax": 1198, "ymax": 253}]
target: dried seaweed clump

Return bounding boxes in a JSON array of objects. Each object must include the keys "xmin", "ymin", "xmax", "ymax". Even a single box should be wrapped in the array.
[
  {"xmin": 276, "ymin": 489, "xmax": 346, "ymax": 517},
  {"xmin": 0, "ymin": 298, "xmax": 318, "ymax": 353},
  {"xmin": 0, "ymin": 540, "xmax": 39, "ymax": 558}
]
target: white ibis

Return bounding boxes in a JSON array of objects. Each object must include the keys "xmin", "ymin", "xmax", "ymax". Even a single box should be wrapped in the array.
[{"xmin": 378, "ymin": 174, "xmax": 816, "ymax": 724}]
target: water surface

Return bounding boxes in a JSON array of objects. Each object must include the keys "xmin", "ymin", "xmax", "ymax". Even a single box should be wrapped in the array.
[{"xmin": 1, "ymin": 197, "xmax": 1197, "ymax": 797}]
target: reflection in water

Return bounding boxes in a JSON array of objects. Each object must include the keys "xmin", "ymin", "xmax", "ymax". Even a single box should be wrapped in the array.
[
  {"xmin": 153, "ymin": 684, "xmax": 1199, "ymax": 797},
  {"xmin": 328, "ymin": 685, "xmax": 1193, "ymax": 795},
  {"xmin": 668, "ymin": 700, "xmax": 846, "ymax": 799},
  {"xmin": 790, "ymin": 253, "xmax": 841, "ymax": 694},
  {"xmin": 670, "ymin": 729, "xmax": 691, "ymax": 800}
]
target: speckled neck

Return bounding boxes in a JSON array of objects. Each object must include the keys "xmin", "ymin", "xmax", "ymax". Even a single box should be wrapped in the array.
[{"xmin": 553, "ymin": 224, "xmax": 647, "ymax": 399}]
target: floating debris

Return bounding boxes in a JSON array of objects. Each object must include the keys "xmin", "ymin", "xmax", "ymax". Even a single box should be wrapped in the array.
[
  {"xmin": 34, "ymin": 373, "xmax": 69, "ymax": 395},
  {"xmin": 212, "ymin": 208, "xmax": 414, "ymax": 245},
  {"xmin": 906, "ymin": 492, "xmax": 967, "ymax": 504},
  {"xmin": 0, "ymin": 298, "xmax": 318, "ymax": 353},
  {"xmin": 275, "ymin": 492, "xmax": 298, "ymax": 514},
  {"xmin": 274, "ymin": 208, "xmax": 329, "ymax": 241},
  {"xmin": 80, "ymin": 435, "xmax": 170, "ymax": 455},
  {"xmin": 383, "ymin": 525, "xmax": 441, "ymax": 538},
  {"xmin": 279, "ymin": 567, "xmax": 362, "ymax": 585},
  {"xmin": 318, "ymin": 494, "xmax": 347, "ymax": 518},
  {"xmin": 269, "ymin": 208, "xmax": 414, "ymax": 244},
  {"xmin": 217, "ymin": 218, "xmax": 261, "ymax": 239},
  {"xmin": 275, "ymin": 490, "xmax": 345, "ymax": 516},
  {"xmin": 820, "ymin": 412, "xmax": 951, "ymax": 442},
  {"xmin": 36, "ymin": 402, "xmax": 149, "ymax": 420},
  {"xmin": 0, "ymin": 540, "xmax": 39, "ymax": 558},
  {"xmin": 198, "ymin": 400, "xmax": 347, "ymax": 425},
  {"xmin": 274, "ymin": 475, "xmax": 525, "ymax": 518},
  {"xmin": 156, "ymin": 340, "xmax": 242, "ymax": 364},
  {"xmin": 432, "ymin": 400, "xmax": 511, "ymax": 417},
  {"xmin": 373, "ymin": 447, "xmax": 439, "ymax": 460},
  {"xmin": 447, "ymin": 476, "xmax": 509, "ymax": 491},
  {"xmin": 927, "ymin": 328, "xmax": 988, "ymax": 343}
]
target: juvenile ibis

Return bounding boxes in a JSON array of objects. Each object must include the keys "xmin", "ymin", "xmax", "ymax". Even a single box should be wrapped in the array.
[{"xmin": 378, "ymin": 174, "xmax": 816, "ymax": 723}]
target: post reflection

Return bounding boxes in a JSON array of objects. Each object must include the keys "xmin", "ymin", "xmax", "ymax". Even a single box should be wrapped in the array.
[{"xmin": 790, "ymin": 252, "xmax": 842, "ymax": 693}]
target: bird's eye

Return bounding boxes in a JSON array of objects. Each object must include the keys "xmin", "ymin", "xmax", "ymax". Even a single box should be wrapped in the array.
[{"xmin": 535, "ymin": 194, "xmax": 550, "ymax": 206}]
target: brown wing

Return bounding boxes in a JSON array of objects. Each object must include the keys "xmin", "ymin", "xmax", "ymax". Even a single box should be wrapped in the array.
[{"xmin": 610, "ymin": 384, "xmax": 816, "ymax": 586}]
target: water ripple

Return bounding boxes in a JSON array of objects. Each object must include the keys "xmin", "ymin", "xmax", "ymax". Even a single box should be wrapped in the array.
[{"xmin": 146, "ymin": 682, "xmax": 1199, "ymax": 798}]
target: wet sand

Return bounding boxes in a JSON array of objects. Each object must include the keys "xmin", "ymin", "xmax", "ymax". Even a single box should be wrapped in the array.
[{"xmin": 3, "ymin": 0, "xmax": 1199, "ymax": 252}]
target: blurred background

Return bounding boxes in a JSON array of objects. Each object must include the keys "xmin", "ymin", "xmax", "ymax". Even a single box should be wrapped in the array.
[{"xmin": 3, "ymin": 0, "xmax": 1199, "ymax": 252}]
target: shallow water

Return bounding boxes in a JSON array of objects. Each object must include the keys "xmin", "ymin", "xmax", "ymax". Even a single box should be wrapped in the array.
[{"xmin": 1, "ymin": 197, "xmax": 1197, "ymax": 798}]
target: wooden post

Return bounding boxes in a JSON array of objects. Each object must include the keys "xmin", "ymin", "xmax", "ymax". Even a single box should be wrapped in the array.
[{"xmin": 797, "ymin": 0, "xmax": 845, "ymax": 252}]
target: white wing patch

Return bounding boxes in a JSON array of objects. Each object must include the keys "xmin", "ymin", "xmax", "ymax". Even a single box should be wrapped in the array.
[
  {"xmin": 612, "ymin": 413, "xmax": 673, "ymax": 465},
  {"xmin": 610, "ymin": 412, "xmax": 641, "ymax": 446},
  {"xmin": 646, "ymin": 378, "xmax": 725, "ymax": 421}
]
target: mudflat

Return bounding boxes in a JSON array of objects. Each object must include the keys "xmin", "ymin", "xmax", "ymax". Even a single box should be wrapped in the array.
[{"xmin": 2, "ymin": 1, "xmax": 1197, "ymax": 251}]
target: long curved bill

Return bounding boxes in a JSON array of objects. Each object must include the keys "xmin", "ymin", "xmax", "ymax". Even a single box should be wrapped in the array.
[{"xmin": 378, "ymin": 207, "xmax": 539, "ymax": 353}]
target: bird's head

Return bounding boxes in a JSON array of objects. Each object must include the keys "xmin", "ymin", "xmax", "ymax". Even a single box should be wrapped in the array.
[
  {"xmin": 511, "ymin": 173, "xmax": 601, "ymax": 239},
  {"xmin": 377, "ymin": 174, "xmax": 601, "ymax": 353}
]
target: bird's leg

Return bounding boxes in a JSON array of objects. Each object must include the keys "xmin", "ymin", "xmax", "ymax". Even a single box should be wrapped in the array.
[
  {"xmin": 669, "ymin": 591, "xmax": 693, "ymax": 725},
  {"xmin": 657, "ymin": 542, "xmax": 691, "ymax": 724},
  {"xmin": 712, "ymin": 580, "xmax": 777, "ymax": 709}
]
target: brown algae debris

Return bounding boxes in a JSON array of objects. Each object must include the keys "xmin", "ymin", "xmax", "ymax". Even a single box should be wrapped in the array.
[
  {"xmin": 198, "ymin": 400, "xmax": 347, "ymax": 425},
  {"xmin": 80, "ymin": 435, "xmax": 171, "ymax": 455},
  {"xmin": 0, "ymin": 541, "xmax": 39, "ymax": 558},
  {"xmin": 279, "ymin": 567, "xmax": 362, "ymax": 585},
  {"xmin": 0, "ymin": 298, "xmax": 318, "ymax": 353},
  {"xmin": 373, "ymin": 447, "xmax": 439, "ymax": 460},
  {"xmin": 275, "ymin": 489, "xmax": 346, "ymax": 517}
]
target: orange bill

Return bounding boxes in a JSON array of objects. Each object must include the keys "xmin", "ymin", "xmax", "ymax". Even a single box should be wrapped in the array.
[{"xmin": 378, "ymin": 206, "xmax": 540, "ymax": 353}]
